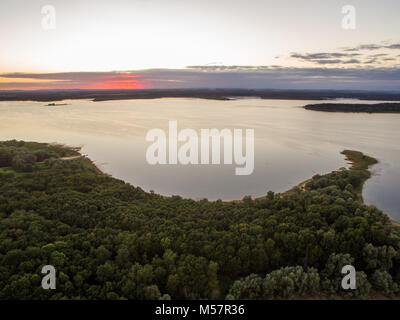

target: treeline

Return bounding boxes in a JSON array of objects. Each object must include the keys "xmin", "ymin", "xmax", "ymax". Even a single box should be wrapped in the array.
[
  {"xmin": 304, "ymin": 103, "xmax": 400, "ymax": 113},
  {"xmin": 0, "ymin": 140, "xmax": 79, "ymax": 172},
  {"xmin": 0, "ymin": 141, "xmax": 399, "ymax": 300},
  {"xmin": 2, "ymin": 89, "xmax": 400, "ymax": 103}
]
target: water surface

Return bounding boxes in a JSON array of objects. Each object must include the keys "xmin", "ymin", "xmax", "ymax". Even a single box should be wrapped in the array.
[{"xmin": 0, "ymin": 98, "xmax": 399, "ymax": 220}]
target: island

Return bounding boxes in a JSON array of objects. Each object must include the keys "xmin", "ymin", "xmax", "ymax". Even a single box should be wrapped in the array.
[
  {"xmin": 304, "ymin": 103, "xmax": 400, "ymax": 113},
  {"xmin": 46, "ymin": 103, "xmax": 69, "ymax": 107},
  {"xmin": 0, "ymin": 140, "xmax": 399, "ymax": 300}
]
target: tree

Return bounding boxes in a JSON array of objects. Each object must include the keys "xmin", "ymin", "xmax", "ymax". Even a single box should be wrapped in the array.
[
  {"xmin": 96, "ymin": 262, "xmax": 118, "ymax": 282},
  {"xmin": 96, "ymin": 246, "xmax": 111, "ymax": 263},
  {"xmin": 371, "ymin": 270, "xmax": 399, "ymax": 297},
  {"xmin": 262, "ymin": 266, "xmax": 320, "ymax": 299},
  {"xmin": 362, "ymin": 244, "xmax": 397, "ymax": 271},
  {"xmin": 0, "ymin": 147, "xmax": 12, "ymax": 167},
  {"xmin": 116, "ymin": 246, "xmax": 131, "ymax": 267},
  {"xmin": 144, "ymin": 285, "xmax": 161, "ymax": 300},
  {"xmin": 227, "ymin": 274, "xmax": 263, "ymax": 300},
  {"xmin": 11, "ymin": 151, "xmax": 36, "ymax": 172}
]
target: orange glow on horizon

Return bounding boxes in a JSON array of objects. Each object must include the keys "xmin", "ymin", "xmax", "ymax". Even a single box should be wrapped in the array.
[
  {"xmin": 0, "ymin": 74, "xmax": 151, "ymax": 90},
  {"xmin": 78, "ymin": 74, "xmax": 149, "ymax": 90}
]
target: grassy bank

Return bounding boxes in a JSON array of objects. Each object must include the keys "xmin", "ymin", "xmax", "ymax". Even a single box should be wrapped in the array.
[{"xmin": 341, "ymin": 150, "xmax": 378, "ymax": 201}]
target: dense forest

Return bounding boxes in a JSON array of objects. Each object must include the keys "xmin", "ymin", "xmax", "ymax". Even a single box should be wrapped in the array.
[
  {"xmin": 0, "ymin": 140, "xmax": 399, "ymax": 300},
  {"xmin": 304, "ymin": 103, "xmax": 400, "ymax": 113}
]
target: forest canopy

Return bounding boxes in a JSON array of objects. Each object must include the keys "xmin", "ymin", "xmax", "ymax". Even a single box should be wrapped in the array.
[{"xmin": 0, "ymin": 140, "xmax": 399, "ymax": 300}]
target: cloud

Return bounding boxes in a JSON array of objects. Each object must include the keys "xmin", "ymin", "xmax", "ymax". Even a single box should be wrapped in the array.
[
  {"xmin": 346, "ymin": 44, "xmax": 383, "ymax": 51},
  {"xmin": 2, "ymin": 67, "xmax": 400, "ymax": 91},
  {"xmin": 290, "ymin": 52, "xmax": 363, "ymax": 66},
  {"xmin": 0, "ymin": 72, "xmax": 149, "ymax": 90},
  {"xmin": 291, "ymin": 42, "xmax": 400, "ymax": 67},
  {"xmin": 343, "ymin": 42, "xmax": 400, "ymax": 52},
  {"xmin": 368, "ymin": 53, "xmax": 388, "ymax": 58},
  {"xmin": 290, "ymin": 52, "xmax": 359, "ymax": 61},
  {"xmin": 342, "ymin": 59, "xmax": 361, "ymax": 64},
  {"xmin": 364, "ymin": 59, "xmax": 378, "ymax": 64},
  {"xmin": 311, "ymin": 59, "xmax": 343, "ymax": 65},
  {"xmin": 386, "ymin": 44, "xmax": 400, "ymax": 49}
]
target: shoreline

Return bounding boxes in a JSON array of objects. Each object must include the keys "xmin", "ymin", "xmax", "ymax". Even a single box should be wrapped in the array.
[
  {"xmin": 340, "ymin": 150, "xmax": 378, "ymax": 201},
  {"xmin": 73, "ymin": 146, "xmax": 386, "ymax": 216},
  {"xmin": 1, "ymin": 140, "xmax": 395, "ymax": 222},
  {"xmin": 281, "ymin": 149, "xmax": 378, "ymax": 200},
  {"xmin": 2, "ymin": 88, "xmax": 400, "ymax": 103},
  {"xmin": 304, "ymin": 102, "xmax": 400, "ymax": 113}
]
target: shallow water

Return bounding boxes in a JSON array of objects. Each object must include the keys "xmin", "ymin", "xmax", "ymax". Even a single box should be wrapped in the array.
[{"xmin": 0, "ymin": 98, "xmax": 399, "ymax": 220}]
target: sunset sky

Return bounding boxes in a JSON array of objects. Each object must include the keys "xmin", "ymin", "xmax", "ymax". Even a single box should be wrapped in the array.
[{"xmin": 1, "ymin": 0, "xmax": 400, "ymax": 90}]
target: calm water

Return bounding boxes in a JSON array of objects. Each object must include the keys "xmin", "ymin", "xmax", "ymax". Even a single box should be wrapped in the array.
[{"xmin": 1, "ymin": 98, "xmax": 399, "ymax": 221}]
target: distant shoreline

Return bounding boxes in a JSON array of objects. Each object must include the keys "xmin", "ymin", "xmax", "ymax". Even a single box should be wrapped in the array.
[
  {"xmin": 304, "ymin": 102, "xmax": 400, "ymax": 113},
  {"xmin": 1, "ymin": 88, "xmax": 400, "ymax": 102}
]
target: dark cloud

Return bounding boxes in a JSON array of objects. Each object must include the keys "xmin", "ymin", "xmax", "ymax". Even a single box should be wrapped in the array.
[
  {"xmin": 359, "ymin": 44, "xmax": 382, "ymax": 50},
  {"xmin": 386, "ymin": 44, "xmax": 400, "ymax": 49},
  {"xmin": 312, "ymin": 59, "xmax": 342, "ymax": 65},
  {"xmin": 342, "ymin": 59, "xmax": 361, "ymax": 64},
  {"xmin": 343, "ymin": 44, "xmax": 382, "ymax": 51},
  {"xmin": 291, "ymin": 52, "xmax": 359, "ymax": 61},
  {"xmin": 368, "ymin": 53, "xmax": 388, "ymax": 58},
  {"xmin": 364, "ymin": 59, "xmax": 378, "ymax": 64},
  {"xmin": 343, "ymin": 42, "xmax": 400, "ymax": 52},
  {"xmin": 290, "ymin": 52, "xmax": 363, "ymax": 66},
  {"xmin": 291, "ymin": 42, "xmax": 400, "ymax": 67}
]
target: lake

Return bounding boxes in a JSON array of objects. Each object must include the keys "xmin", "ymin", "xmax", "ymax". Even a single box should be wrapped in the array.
[{"xmin": 1, "ymin": 98, "xmax": 399, "ymax": 221}]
